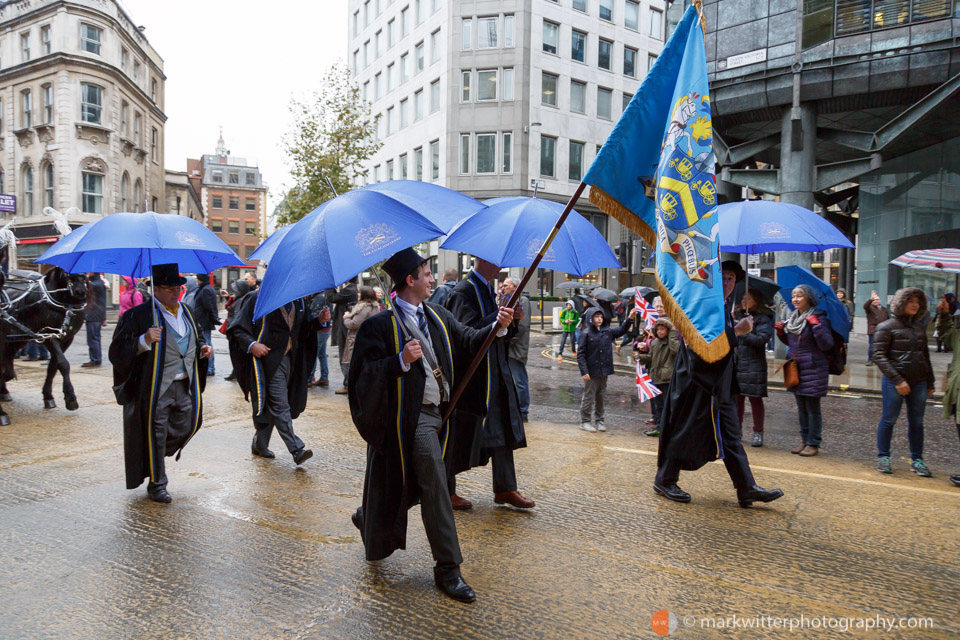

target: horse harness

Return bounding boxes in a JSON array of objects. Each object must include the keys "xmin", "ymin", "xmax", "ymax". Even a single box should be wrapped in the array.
[{"xmin": 0, "ymin": 274, "xmax": 87, "ymax": 342}]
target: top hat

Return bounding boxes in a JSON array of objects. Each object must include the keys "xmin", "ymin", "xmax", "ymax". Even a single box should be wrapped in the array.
[
  {"xmin": 383, "ymin": 248, "xmax": 430, "ymax": 289},
  {"xmin": 721, "ymin": 260, "xmax": 745, "ymax": 282},
  {"xmin": 152, "ymin": 263, "xmax": 187, "ymax": 287}
]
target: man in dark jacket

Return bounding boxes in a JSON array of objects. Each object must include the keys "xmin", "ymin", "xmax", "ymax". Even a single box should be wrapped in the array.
[
  {"xmin": 502, "ymin": 277, "xmax": 531, "ymax": 421},
  {"xmin": 82, "ymin": 272, "xmax": 107, "ymax": 368},
  {"xmin": 428, "ymin": 268, "xmax": 458, "ymax": 306},
  {"xmin": 863, "ymin": 291, "xmax": 890, "ymax": 365},
  {"xmin": 654, "ymin": 261, "xmax": 783, "ymax": 508},
  {"xmin": 193, "ymin": 273, "xmax": 220, "ymax": 376},
  {"xmin": 228, "ymin": 291, "xmax": 318, "ymax": 465},
  {"xmin": 108, "ymin": 264, "xmax": 212, "ymax": 502}
]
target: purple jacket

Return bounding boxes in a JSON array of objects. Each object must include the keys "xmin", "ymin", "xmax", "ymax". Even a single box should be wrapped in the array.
[{"xmin": 777, "ymin": 310, "xmax": 834, "ymax": 397}]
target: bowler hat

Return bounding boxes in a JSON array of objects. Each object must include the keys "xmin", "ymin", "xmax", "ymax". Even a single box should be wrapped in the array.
[
  {"xmin": 721, "ymin": 260, "xmax": 745, "ymax": 282},
  {"xmin": 383, "ymin": 248, "xmax": 430, "ymax": 290},
  {"xmin": 152, "ymin": 263, "xmax": 186, "ymax": 287}
]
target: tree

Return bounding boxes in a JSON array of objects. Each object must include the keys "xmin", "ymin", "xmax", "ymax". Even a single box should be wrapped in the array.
[{"xmin": 278, "ymin": 62, "xmax": 381, "ymax": 225}]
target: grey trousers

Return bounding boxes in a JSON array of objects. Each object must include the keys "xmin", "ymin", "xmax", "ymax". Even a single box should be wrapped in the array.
[
  {"xmin": 148, "ymin": 379, "xmax": 193, "ymax": 495},
  {"xmin": 448, "ymin": 445, "xmax": 518, "ymax": 495},
  {"xmin": 412, "ymin": 404, "xmax": 462, "ymax": 569},
  {"xmin": 580, "ymin": 375, "xmax": 608, "ymax": 423},
  {"xmin": 254, "ymin": 354, "xmax": 305, "ymax": 454}
]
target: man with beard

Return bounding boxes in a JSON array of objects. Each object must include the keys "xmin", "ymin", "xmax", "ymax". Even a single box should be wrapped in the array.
[
  {"xmin": 109, "ymin": 264, "xmax": 213, "ymax": 503},
  {"xmin": 444, "ymin": 258, "xmax": 534, "ymax": 511}
]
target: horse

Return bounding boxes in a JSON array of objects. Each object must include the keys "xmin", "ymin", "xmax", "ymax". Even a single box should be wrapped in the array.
[{"xmin": 0, "ymin": 266, "xmax": 88, "ymax": 414}]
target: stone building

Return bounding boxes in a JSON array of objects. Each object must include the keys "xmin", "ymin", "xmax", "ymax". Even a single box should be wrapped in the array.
[
  {"xmin": 0, "ymin": 0, "xmax": 166, "ymax": 268},
  {"xmin": 164, "ymin": 169, "xmax": 203, "ymax": 223}
]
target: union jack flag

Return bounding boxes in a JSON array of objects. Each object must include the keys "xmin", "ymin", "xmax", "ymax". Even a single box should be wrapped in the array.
[
  {"xmin": 636, "ymin": 363, "xmax": 662, "ymax": 402},
  {"xmin": 634, "ymin": 289, "xmax": 659, "ymax": 331}
]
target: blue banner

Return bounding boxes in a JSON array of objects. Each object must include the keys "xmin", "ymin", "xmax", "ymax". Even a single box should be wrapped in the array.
[{"xmin": 582, "ymin": 5, "xmax": 728, "ymax": 362}]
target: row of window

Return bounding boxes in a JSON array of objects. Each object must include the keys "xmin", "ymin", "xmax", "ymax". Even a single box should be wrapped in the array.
[
  {"xmin": 210, "ymin": 219, "xmax": 258, "ymax": 235},
  {"xmin": 225, "ymin": 244, "xmax": 259, "ymax": 260},
  {"xmin": 374, "ymin": 78, "xmax": 441, "ymax": 140},
  {"xmin": 210, "ymin": 169, "xmax": 257, "ymax": 186},
  {"xmin": 543, "ymin": 20, "xmax": 657, "ymax": 77},
  {"xmin": 546, "ymin": 0, "xmax": 664, "ymax": 36},
  {"xmin": 13, "ymin": 165, "xmax": 150, "ymax": 216},
  {"xmin": 210, "ymin": 195, "xmax": 258, "ymax": 211},
  {"xmin": 460, "ymin": 68, "xmax": 515, "ymax": 102},
  {"xmin": 538, "ymin": 135, "xmax": 597, "ymax": 181},
  {"xmin": 458, "ymin": 132, "xmax": 514, "ymax": 175},
  {"xmin": 541, "ymin": 72, "xmax": 638, "ymax": 119},
  {"xmin": 355, "ymin": 24, "xmax": 442, "ymax": 76},
  {"xmin": 367, "ymin": 140, "xmax": 441, "ymax": 184},
  {"xmin": 354, "ymin": 0, "xmax": 441, "ymax": 37},
  {"xmin": 802, "ymin": 0, "xmax": 952, "ymax": 49}
]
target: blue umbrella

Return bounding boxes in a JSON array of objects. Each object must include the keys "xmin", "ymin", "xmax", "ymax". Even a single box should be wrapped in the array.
[
  {"xmin": 37, "ymin": 211, "xmax": 243, "ymax": 277},
  {"xmin": 777, "ymin": 265, "xmax": 850, "ymax": 341},
  {"xmin": 252, "ymin": 186, "xmax": 481, "ymax": 321},
  {"xmin": 439, "ymin": 197, "xmax": 620, "ymax": 276},
  {"xmin": 718, "ymin": 200, "xmax": 854, "ymax": 253},
  {"xmin": 248, "ymin": 224, "xmax": 292, "ymax": 263}
]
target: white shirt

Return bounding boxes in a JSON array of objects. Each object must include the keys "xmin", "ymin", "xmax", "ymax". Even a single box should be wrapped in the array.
[{"xmin": 137, "ymin": 301, "xmax": 191, "ymax": 381}]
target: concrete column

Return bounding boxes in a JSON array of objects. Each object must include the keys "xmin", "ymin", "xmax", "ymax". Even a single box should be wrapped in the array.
[{"xmin": 776, "ymin": 102, "xmax": 817, "ymax": 271}]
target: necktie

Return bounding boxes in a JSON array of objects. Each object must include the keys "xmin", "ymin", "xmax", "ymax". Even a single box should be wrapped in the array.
[
  {"xmin": 284, "ymin": 302, "xmax": 293, "ymax": 313},
  {"xmin": 416, "ymin": 308, "xmax": 428, "ymax": 335}
]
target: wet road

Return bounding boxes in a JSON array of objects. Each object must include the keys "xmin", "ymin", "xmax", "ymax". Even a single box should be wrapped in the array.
[{"xmin": 1, "ymin": 331, "xmax": 958, "ymax": 639}]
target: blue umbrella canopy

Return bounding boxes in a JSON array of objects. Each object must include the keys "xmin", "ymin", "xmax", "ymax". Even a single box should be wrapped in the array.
[
  {"xmin": 252, "ymin": 187, "xmax": 477, "ymax": 321},
  {"xmin": 363, "ymin": 180, "xmax": 487, "ymax": 233},
  {"xmin": 37, "ymin": 211, "xmax": 243, "ymax": 276},
  {"xmin": 777, "ymin": 265, "xmax": 850, "ymax": 341},
  {"xmin": 248, "ymin": 224, "xmax": 292, "ymax": 263},
  {"xmin": 439, "ymin": 197, "xmax": 620, "ymax": 277},
  {"xmin": 719, "ymin": 200, "xmax": 854, "ymax": 253}
]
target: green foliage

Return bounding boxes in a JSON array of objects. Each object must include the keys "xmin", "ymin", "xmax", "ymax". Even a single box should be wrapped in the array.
[{"xmin": 277, "ymin": 62, "xmax": 381, "ymax": 225}]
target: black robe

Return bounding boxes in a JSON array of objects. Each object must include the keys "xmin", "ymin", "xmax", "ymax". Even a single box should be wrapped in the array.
[
  {"xmin": 227, "ymin": 292, "xmax": 317, "ymax": 423},
  {"xmin": 443, "ymin": 271, "xmax": 525, "ymax": 476},
  {"xmin": 657, "ymin": 315, "xmax": 739, "ymax": 471},
  {"xmin": 348, "ymin": 303, "xmax": 489, "ymax": 561},
  {"xmin": 109, "ymin": 301, "xmax": 208, "ymax": 490}
]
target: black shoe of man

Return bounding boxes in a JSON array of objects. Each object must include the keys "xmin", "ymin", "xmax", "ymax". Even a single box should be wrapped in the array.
[
  {"xmin": 737, "ymin": 485, "xmax": 784, "ymax": 508},
  {"xmin": 434, "ymin": 566, "xmax": 476, "ymax": 603},
  {"xmin": 251, "ymin": 438, "xmax": 275, "ymax": 459},
  {"xmin": 293, "ymin": 448, "xmax": 313, "ymax": 465},
  {"xmin": 653, "ymin": 482, "xmax": 691, "ymax": 503},
  {"xmin": 149, "ymin": 488, "xmax": 172, "ymax": 503}
]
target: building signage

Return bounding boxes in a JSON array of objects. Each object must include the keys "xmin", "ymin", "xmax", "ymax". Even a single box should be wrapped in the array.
[
  {"xmin": 0, "ymin": 194, "xmax": 16, "ymax": 213},
  {"xmin": 747, "ymin": 254, "xmax": 760, "ymax": 265},
  {"xmin": 747, "ymin": 268, "xmax": 761, "ymax": 277},
  {"xmin": 719, "ymin": 48, "xmax": 767, "ymax": 71}
]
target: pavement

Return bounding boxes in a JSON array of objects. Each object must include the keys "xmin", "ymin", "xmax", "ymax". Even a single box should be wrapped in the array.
[{"xmin": 1, "ymin": 328, "xmax": 958, "ymax": 639}]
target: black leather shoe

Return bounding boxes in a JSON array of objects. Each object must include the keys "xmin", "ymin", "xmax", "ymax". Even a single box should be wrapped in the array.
[
  {"xmin": 653, "ymin": 482, "xmax": 691, "ymax": 503},
  {"xmin": 950, "ymin": 474, "xmax": 960, "ymax": 488},
  {"xmin": 293, "ymin": 448, "xmax": 313, "ymax": 465},
  {"xmin": 351, "ymin": 508, "xmax": 364, "ymax": 531},
  {"xmin": 149, "ymin": 489, "xmax": 172, "ymax": 503},
  {"xmin": 434, "ymin": 567, "xmax": 476, "ymax": 603},
  {"xmin": 251, "ymin": 438, "xmax": 275, "ymax": 459},
  {"xmin": 737, "ymin": 485, "xmax": 784, "ymax": 508}
]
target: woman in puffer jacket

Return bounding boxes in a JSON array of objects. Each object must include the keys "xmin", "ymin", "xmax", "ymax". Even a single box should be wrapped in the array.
[
  {"xmin": 775, "ymin": 284, "xmax": 833, "ymax": 457},
  {"xmin": 873, "ymin": 287, "xmax": 935, "ymax": 476},
  {"xmin": 736, "ymin": 289, "xmax": 775, "ymax": 447}
]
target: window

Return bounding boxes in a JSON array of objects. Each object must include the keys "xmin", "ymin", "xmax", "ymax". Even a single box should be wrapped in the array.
[
  {"xmin": 460, "ymin": 134, "xmax": 470, "ymax": 173},
  {"xmin": 42, "ymin": 84, "xmax": 53, "ymax": 123},
  {"xmin": 364, "ymin": 0, "xmax": 370, "ymax": 25},
  {"xmin": 501, "ymin": 132, "xmax": 512, "ymax": 173},
  {"xmin": 133, "ymin": 60, "xmax": 141, "ymax": 83},
  {"xmin": 121, "ymin": 173, "xmax": 129, "ymax": 210},
  {"xmin": 229, "ymin": 220, "xmax": 239, "ymax": 233},
  {"xmin": 461, "ymin": 70, "xmax": 471, "ymax": 101},
  {"xmin": 415, "ymin": 146, "xmax": 423, "ymax": 180},
  {"xmin": 414, "ymin": 89, "xmax": 423, "ymax": 120},
  {"xmin": 80, "ymin": 83, "xmax": 102, "ymax": 124},
  {"xmin": 211, "ymin": 219, "xmax": 222, "ymax": 233},
  {"xmin": 416, "ymin": 0, "xmax": 424, "ymax": 23},
  {"xmin": 802, "ymin": 0, "xmax": 834, "ymax": 48},
  {"xmin": 430, "ymin": 79, "xmax": 440, "ymax": 112},
  {"xmin": 81, "ymin": 171, "xmax": 102, "ymax": 214},
  {"xmin": 571, "ymin": 30, "xmax": 587, "ymax": 62},
  {"xmin": 20, "ymin": 90, "xmax": 33, "ymax": 129},
  {"xmin": 21, "ymin": 32, "xmax": 30, "ymax": 62},
  {"xmin": 386, "ymin": 159, "xmax": 394, "ymax": 180},
  {"xmin": 598, "ymin": 39, "xmax": 612, "ymax": 70},
  {"xmin": 121, "ymin": 48, "xmax": 128, "ymax": 72},
  {"xmin": 476, "ymin": 133, "xmax": 496, "ymax": 173},
  {"xmin": 151, "ymin": 78, "xmax": 157, "ymax": 102},
  {"xmin": 386, "ymin": 106, "xmax": 394, "ymax": 135},
  {"xmin": 540, "ymin": 135, "xmax": 556, "ymax": 177},
  {"xmin": 134, "ymin": 112, "xmax": 142, "ymax": 144},
  {"xmin": 598, "ymin": 87, "xmax": 612, "ymax": 119},
  {"xmin": 42, "ymin": 26, "xmax": 51, "ymax": 55},
  {"xmin": 649, "ymin": 8, "xmax": 663, "ymax": 38},
  {"xmin": 212, "ymin": 194, "xmax": 223, "ymax": 208},
  {"xmin": 622, "ymin": 92, "xmax": 633, "ymax": 112},
  {"xmin": 432, "ymin": 0, "xmax": 440, "ymax": 13},
  {"xmin": 388, "ymin": 19, "xmax": 396, "ymax": 48},
  {"xmin": 353, "ymin": 50, "xmax": 359, "ymax": 74},
  {"xmin": 151, "ymin": 196, "xmax": 157, "ymax": 212},
  {"xmin": 570, "ymin": 80, "xmax": 586, "ymax": 113},
  {"xmin": 430, "ymin": 140, "xmax": 439, "ymax": 180},
  {"xmin": 541, "ymin": 72, "xmax": 558, "ymax": 106},
  {"xmin": 430, "ymin": 29, "xmax": 441, "ymax": 63},
  {"xmin": 22, "ymin": 166, "xmax": 34, "ymax": 216},
  {"xmin": 399, "ymin": 152, "xmax": 408, "ymax": 179},
  {"xmin": 363, "ymin": 81, "xmax": 369, "ymax": 102},
  {"xmin": 478, "ymin": 17, "xmax": 498, "ymax": 48},
  {"xmin": 376, "ymin": 30, "xmax": 383, "ymax": 58},
  {"xmin": 398, "ymin": 54, "xmax": 409, "ymax": 84},
  {"xmin": 245, "ymin": 172, "xmax": 256, "ymax": 186},
  {"xmin": 227, "ymin": 171, "xmax": 238, "ymax": 185},
  {"xmin": 134, "ymin": 180, "xmax": 142, "ymax": 211},
  {"xmin": 599, "ymin": 0, "xmax": 613, "ymax": 21},
  {"xmin": 415, "ymin": 41, "xmax": 424, "ymax": 72},
  {"xmin": 542, "ymin": 21, "xmax": 559, "ymax": 54},
  {"xmin": 624, "ymin": 46, "xmax": 637, "ymax": 77},
  {"xmin": 648, "ymin": 53, "xmax": 658, "ymax": 71},
  {"xmin": 151, "ymin": 128, "xmax": 158, "ymax": 162},
  {"xmin": 364, "ymin": 41, "xmax": 370, "ymax": 67},
  {"xmin": 502, "ymin": 68, "xmax": 514, "ymax": 100},
  {"xmin": 477, "ymin": 69, "xmax": 497, "ymax": 100},
  {"xmin": 400, "ymin": 98, "xmax": 408, "ymax": 127},
  {"xmin": 245, "ymin": 221, "xmax": 256, "ymax": 234},
  {"xmin": 569, "ymin": 141, "xmax": 585, "ymax": 180},
  {"xmin": 625, "ymin": 0, "xmax": 639, "ymax": 30},
  {"xmin": 353, "ymin": 10, "xmax": 360, "ymax": 35},
  {"xmin": 375, "ymin": 72, "xmax": 382, "ymax": 99},
  {"xmin": 504, "ymin": 15, "xmax": 515, "ymax": 46},
  {"xmin": 401, "ymin": 6, "xmax": 409, "ymax": 36},
  {"xmin": 212, "ymin": 169, "xmax": 223, "ymax": 183},
  {"xmin": 43, "ymin": 163, "xmax": 54, "ymax": 207},
  {"xmin": 81, "ymin": 24, "xmax": 102, "ymax": 55},
  {"xmin": 229, "ymin": 196, "xmax": 239, "ymax": 210},
  {"xmin": 246, "ymin": 198, "xmax": 256, "ymax": 212},
  {"xmin": 573, "ymin": 0, "xmax": 587, "ymax": 10}
]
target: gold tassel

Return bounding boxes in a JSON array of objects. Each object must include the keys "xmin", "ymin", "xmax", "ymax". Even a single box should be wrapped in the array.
[
  {"xmin": 656, "ymin": 280, "xmax": 730, "ymax": 363},
  {"xmin": 587, "ymin": 186, "xmax": 656, "ymax": 246}
]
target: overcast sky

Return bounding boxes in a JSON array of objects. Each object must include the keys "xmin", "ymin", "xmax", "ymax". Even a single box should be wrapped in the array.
[{"xmin": 119, "ymin": 0, "xmax": 348, "ymax": 216}]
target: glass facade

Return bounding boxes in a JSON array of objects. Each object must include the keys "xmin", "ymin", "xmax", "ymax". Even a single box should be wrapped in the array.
[{"xmin": 856, "ymin": 137, "xmax": 960, "ymax": 311}]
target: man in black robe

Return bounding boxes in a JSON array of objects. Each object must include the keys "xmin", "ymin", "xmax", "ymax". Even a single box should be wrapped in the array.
[
  {"xmin": 444, "ymin": 257, "xmax": 534, "ymax": 510},
  {"xmin": 348, "ymin": 248, "xmax": 514, "ymax": 603},
  {"xmin": 654, "ymin": 260, "xmax": 784, "ymax": 507},
  {"xmin": 228, "ymin": 291, "xmax": 317, "ymax": 465},
  {"xmin": 109, "ymin": 264, "xmax": 212, "ymax": 503}
]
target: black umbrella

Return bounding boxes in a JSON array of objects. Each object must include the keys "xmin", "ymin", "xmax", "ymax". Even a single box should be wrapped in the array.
[
  {"xmin": 591, "ymin": 288, "xmax": 619, "ymax": 303},
  {"xmin": 733, "ymin": 275, "xmax": 779, "ymax": 306},
  {"xmin": 555, "ymin": 281, "xmax": 585, "ymax": 291},
  {"xmin": 619, "ymin": 285, "xmax": 656, "ymax": 298}
]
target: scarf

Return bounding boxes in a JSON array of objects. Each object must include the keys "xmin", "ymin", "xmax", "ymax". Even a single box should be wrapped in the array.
[{"xmin": 785, "ymin": 307, "xmax": 814, "ymax": 335}]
